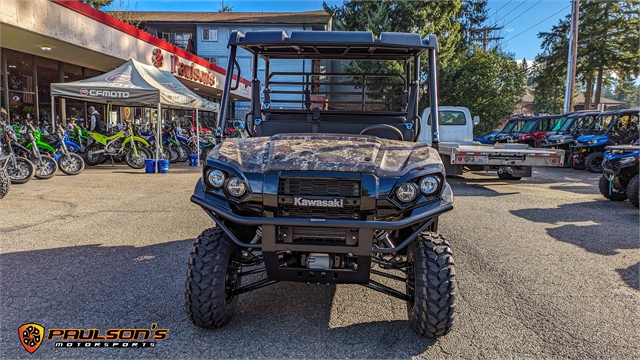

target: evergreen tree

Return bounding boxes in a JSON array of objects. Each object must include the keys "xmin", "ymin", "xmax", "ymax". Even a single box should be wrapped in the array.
[
  {"xmin": 533, "ymin": 0, "xmax": 640, "ymax": 111},
  {"xmin": 83, "ymin": 0, "xmax": 115, "ymax": 9}
]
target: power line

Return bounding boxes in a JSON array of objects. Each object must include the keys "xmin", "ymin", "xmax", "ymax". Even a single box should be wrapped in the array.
[
  {"xmin": 489, "ymin": 0, "xmax": 513, "ymax": 19},
  {"xmin": 502, "ymin": 0, "xmax": 542, "ymax": 27},
  {"xmin": 495, "ymin": 0, "xmax": 528, "ymax": 24},
  {"xmin": 501, "ymin": 5, "xmax": 571, "ymax": 45}
]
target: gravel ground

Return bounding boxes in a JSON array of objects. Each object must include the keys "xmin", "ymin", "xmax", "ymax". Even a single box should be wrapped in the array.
[{"xmin": 0, "ymin": 164, "xmax": 638, "ymax": 359}]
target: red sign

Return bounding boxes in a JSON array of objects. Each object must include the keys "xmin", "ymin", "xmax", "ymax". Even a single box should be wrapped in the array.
[{"xmin": 151, "ymin": 48, "xmax": 218, "ymax": 88}]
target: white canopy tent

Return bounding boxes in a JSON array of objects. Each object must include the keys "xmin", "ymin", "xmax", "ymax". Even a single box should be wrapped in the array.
[{"xmin": 50, "ymin": 59, "xmax": 219, "ymax": 163}]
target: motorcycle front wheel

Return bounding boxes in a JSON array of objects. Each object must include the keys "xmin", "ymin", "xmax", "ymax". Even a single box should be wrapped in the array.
[
  {"xmin": 125, "ymin": 147, "xmax": 150, "ymax": 169},
  {"xmin": 34, "ymin": 155, "xmax": 57, "ymax": 179},
  {"xmin": 6, "ymin": 157, "xmax": 34, "ymax": 184},
  {"xmin": 58, "ymin": 153, "xmax": 85, "ymax": 175}
]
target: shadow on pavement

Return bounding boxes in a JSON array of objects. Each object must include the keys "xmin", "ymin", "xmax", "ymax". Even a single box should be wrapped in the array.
[
  {"xmin": 548, "ymin": 184, "xmax": 598, "ymax": 195},
  {"xmin": 511, "ymin": 202, "xmax": 639, "ymax": 256},
  {"xmin": 447, "ymin": 178, "xmax": 519, "ymax": 197},
  {"xmin": 0, "ymin": 240, "xmax": 433, "ymax": 359},
  {"xmin": 546, "ymin": 224, "xmax": 637, "ymax": 256},
  {"xmin": 616, "ymin": 262, "xmax": 639, "ymax": 291}
]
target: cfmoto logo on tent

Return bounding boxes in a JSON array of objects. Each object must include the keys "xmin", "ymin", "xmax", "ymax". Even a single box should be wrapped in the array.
[{"xmin": 80, "ymin": 89, "xmax": 130, "ymax": 98}]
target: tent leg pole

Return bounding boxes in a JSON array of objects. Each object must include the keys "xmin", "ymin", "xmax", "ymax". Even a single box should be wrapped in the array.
[
  {"xmin": 196, "ymin": 108, "xmax": 199, "ymax": 166},
  {"xmin": 51, "ymin": 96, "xmax": 55, "ymax": 129},
  {"xmin": 156, "ymin": 103, "xmax": 161, "ymax": 161}
]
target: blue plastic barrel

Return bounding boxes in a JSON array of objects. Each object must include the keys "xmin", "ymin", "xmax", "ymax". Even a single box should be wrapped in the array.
[
  {"xmin": 145, "ymin": 159, "xmax": 157, "ymax": 173},
  {"xmin": 188, "ymin": 154, "xmax": 198, "ymax": 166},
  {"xmin": 157, "ymin": 159, "xmax": 169, "ymax": 174}
]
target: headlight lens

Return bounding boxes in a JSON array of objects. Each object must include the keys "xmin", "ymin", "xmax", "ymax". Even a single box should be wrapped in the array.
[
  {"xmin": 207, "ymin": 169, "xmax": 225, "ymax": 188},
  {"xmin": 588, "ymin": 140, "xmax": 599, "ymax": 144},
  {"xmin": 419, "ymin": 176, "xmax": 439, "ymax": 195},
  {"xmin": 396, "ymin": 182, "xmax": 417, "ymax": 202},
  {"xmin": 226, "ymin": 177, "xmax": 247, "ymax": 197}
]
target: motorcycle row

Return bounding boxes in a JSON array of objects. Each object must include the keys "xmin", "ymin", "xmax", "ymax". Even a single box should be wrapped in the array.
[
  {"xmin": 0, "ymin": 117, "xmax": 230, "ymax": 199},
  {"xmin": 475, "ymin": 108, "xmax": 640, "ymax": 208}
]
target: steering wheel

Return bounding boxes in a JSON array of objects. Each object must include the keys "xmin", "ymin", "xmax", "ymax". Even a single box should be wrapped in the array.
[{"xmin": 359, "ymin": 124, "xmax": 404, "ymax": 141}]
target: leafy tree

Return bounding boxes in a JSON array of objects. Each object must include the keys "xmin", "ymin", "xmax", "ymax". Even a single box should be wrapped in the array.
[
  {"xmin": 604, "ymin": 77, "xmax": 640, "ymax": 108},
  {"xmin": 83, "ymin": 0, "xmax": 114, "ymax": 9},
  {"xmin": 439, "ymin": 45, "xmax": 527, "ymax": 135},
  {"xmin": 458, "ymin": 0, "xmax": 489, "ymax": 43}
]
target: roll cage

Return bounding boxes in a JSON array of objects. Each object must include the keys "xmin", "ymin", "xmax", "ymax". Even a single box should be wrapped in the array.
[{"xmin": 216, "ymin": 30, "xmax": 442, "ymax": 148}]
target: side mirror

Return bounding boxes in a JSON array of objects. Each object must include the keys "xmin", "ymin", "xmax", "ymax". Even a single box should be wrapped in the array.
[{"xmin": 473, "ymin": 116, "xmax": 480, "ymax": 126}]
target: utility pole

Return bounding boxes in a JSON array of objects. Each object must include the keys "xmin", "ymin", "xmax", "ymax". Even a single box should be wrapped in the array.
[
  {"xmin": 470, "ymin": 27, "xmax": 504, "ymax": 50},
  {"xmin": 563, "ymin": 0, "xmax": 580, "ymax": 113}
]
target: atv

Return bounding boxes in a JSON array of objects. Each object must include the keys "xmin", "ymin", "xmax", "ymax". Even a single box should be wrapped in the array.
[
  {"xmin": 187, "ymin": 30, "xmax": 456, "ymax": 338},
  {"xmin": 569, "ymin": 109, "xmax": 639, "ymax": 173},
  {"xmin": 540, "ymin": 111, "xmax": 601, "ymax": 166},
  {"xmin": 599, "ymin": 142, "xmax": 640, "ymax": 208}
]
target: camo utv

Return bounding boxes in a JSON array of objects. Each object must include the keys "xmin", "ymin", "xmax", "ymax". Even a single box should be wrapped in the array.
[{"xmin": 187, "ymin": 30, "xmax": 455, "ymax": 338}]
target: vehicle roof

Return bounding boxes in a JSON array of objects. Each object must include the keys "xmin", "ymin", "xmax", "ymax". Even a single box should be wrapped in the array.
[
  {"xmin": 566, "ymin": 110, "xmax": 601, "ymax": 118},
  {"xmin": 228, "ymin": 30, "xmax": 439, "ymax": 60},
  {"xmin": 598, "ymin": 109, "xmax": 640, "ymax": 116}
]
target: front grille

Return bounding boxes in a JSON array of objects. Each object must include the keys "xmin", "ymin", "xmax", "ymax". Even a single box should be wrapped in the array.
[
  {"xmin": 279, "ymin": 178, "xmax": 360, "ymax": 197},
  {"xmin": 292, "ymin": 227, "xmax": 346, "ymax": 243},
  {"xmin": 278, "ymin": 204, "xmax": 359, "ymax": 220}
]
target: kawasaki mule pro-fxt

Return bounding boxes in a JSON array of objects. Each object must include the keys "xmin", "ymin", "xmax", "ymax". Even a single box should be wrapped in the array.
[{"xmin": 188, "ymin": 31, "xmax": 455, "ymax": 338}]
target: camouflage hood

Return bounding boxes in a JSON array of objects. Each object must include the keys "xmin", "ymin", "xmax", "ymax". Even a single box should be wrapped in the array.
[{"xmin": 209, "ymin": 134, "xmax": 443, "ymax": 177}]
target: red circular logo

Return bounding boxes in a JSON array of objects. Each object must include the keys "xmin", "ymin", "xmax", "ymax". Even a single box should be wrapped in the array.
[{"xmin": 80, "ymin": 88, "xmax": 89, "ymax": 96}]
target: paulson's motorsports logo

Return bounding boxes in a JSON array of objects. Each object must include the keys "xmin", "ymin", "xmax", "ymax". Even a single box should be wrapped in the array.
[
  {"xmin": 18, "ymin": 323, "xmax": 168, "ymax": 353},
  {"xmin": 294, "ymin": 197, "xmax": 344, "ymax": 208},
  {"xmin": 18, "ymin": 323, "xmax": 44, "ymax": 354}
]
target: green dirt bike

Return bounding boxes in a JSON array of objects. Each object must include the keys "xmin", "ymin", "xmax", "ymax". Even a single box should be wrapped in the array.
[
  {"xmin": 68, "ymin": 126, "xmax": 90, "ymax": 152},
  {"xmin": 84, "ymin": 123, "xmax": 152, "ymax": 169},
  {"xmin": 18, "ymin": 123, "xmax": 57, "ymax": 179}
]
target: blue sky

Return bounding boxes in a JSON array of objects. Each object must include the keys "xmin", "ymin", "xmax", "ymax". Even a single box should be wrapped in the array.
[{"xmin": 115, "ymin": 0, "xmax": 571, "ymax": 61}]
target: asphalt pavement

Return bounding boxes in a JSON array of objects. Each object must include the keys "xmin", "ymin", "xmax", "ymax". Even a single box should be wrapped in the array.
[{"xmin": 0, "ymin": 164, "xmax": 638, "ymax": 359}]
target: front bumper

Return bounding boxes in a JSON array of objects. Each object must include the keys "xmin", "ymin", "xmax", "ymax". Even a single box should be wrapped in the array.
[{"xmin": 191, "ymin": 179, "xmax": 454, "ymax": 284}]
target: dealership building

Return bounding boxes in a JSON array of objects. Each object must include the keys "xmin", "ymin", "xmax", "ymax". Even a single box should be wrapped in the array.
[{"xmin": 0, "ymin": 0, "xmax": 251, "ymax": 126}]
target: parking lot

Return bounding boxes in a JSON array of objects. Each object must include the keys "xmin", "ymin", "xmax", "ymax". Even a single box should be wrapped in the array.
[{"xmin": 1, "ymin": 164, "xmax": 638, "ymax": 359}]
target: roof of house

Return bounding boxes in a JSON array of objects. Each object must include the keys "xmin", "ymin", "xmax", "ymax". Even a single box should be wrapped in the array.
[
  {"xmin": 575, "ymin": 93, "xmax": 625, "ymax": 105},
  {"xmin": 121, "ymin": 10, "xmax": 331, "ymax": 24}
]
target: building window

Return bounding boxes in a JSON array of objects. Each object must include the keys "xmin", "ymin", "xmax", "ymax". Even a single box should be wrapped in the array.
[
  {"xmin": 208, "ymin": 58, "xmax": 217, "ymax": 65},
  {"xmin": 202, "ymin": 29, "xmax": 218, "ymax": 42}
]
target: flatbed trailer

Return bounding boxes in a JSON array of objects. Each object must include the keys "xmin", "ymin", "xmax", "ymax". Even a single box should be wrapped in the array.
[
  {"xmin": 438, "ymin": 142, "xmax": 564, "ymax": 179},
  {"xmin": 420, "ymin": 107, "xmax": 565, "ymax": 180}
]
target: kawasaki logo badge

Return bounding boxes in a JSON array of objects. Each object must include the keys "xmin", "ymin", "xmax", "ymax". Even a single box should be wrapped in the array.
[{"xmin": 294, "ymin": 197, "xmax": 344, "ymax": 208}]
